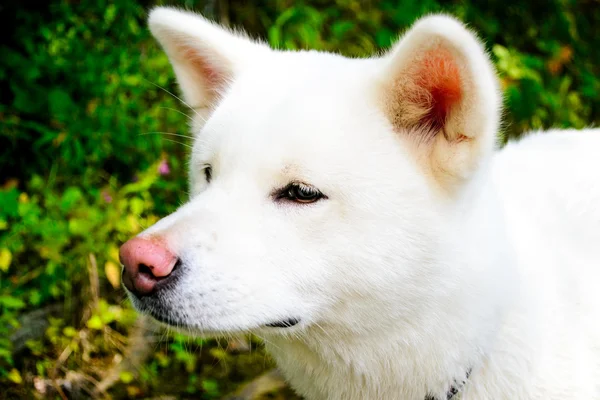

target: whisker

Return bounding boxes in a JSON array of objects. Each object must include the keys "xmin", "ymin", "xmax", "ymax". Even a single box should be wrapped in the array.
[
  {"xmin": 144, "ymin": 78, "xmax": 204, "ymax": 121},
  {"xmin": 162, "ymin": 138, "xmax": 194, "ymax": 149},
  {"xmin": 159, "ymin": 106, "xmax": 193, "ymax": 120},
  {"xmin": 255, "ymin": 334, "xmax": 283, "ymax": 352},
  {"xmin": 139, "ymin": 131, "xmax": 195, "ymax": 140},
  {"xmin": 313, "ymin": 321, "xmax": 334, "ymax": 342}
]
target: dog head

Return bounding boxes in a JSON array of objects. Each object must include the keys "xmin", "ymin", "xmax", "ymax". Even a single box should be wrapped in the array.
[{"xmin": 120, "ymin": 7, "xmax": 501, "ymax": 337}]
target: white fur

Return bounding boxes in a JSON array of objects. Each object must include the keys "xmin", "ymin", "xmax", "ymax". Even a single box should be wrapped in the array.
[{"xmin": 132, "ymin": 7, "xmax": 600, "ymax": 399}]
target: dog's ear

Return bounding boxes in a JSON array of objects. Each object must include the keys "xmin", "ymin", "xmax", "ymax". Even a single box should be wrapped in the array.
[
  {"xmin": 148, "ymin": 7, "xmax": 267, "ymax": 114},
  {"xmin": 379, "ymin": 15, "xmax": 500, "ymax": 189}
]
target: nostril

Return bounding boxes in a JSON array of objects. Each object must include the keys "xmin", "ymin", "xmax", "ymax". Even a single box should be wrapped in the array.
[
  {"xmin": 172, "ymin": 258, "xmax": 182, "ymax": 273},
  {"xmin": 138, "ymin": 261, "xmax": 180, "ymax": 281},
  {"xmin": 138, "ymin": 263, "xmax": 154, "ymax": 278}
]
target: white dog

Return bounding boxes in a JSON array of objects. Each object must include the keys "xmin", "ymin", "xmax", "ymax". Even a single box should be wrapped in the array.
[{"xmin": 119, "ymin": 7, "xmax": 600, "ymax": 399}]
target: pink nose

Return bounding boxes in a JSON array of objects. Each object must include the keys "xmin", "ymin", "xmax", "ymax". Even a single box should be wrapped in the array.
[{"xmin": 119, "ymin": 237, "xmax": 179, "ymax": 297}]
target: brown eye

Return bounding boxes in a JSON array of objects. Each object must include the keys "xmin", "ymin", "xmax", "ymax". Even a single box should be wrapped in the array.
[
  {"xmin": 204, "ymin": 166, "xmax": 212, "ymax": 183},
  {"xmin": 281, "ymin": 183, "xmax": 325, "ymax": 204}
]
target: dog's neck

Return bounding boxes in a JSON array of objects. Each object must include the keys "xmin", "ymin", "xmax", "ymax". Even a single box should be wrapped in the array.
[
  {"xmin": 266, "ymin": 288, "xmax": 500, "ymax": 400},
  {"xmin": 266, "ymin": 319, "xmax": 481, "ymax": 399},
  {"xmin": 266, "ymin": 177, "xmax": 516, "ymax": 400}
]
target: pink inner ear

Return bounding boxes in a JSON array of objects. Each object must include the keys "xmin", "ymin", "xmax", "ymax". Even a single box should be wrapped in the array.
[
  {"xmin": 415, "ymin": 49, "xmax": 462, "ymax": 130},
  {"xmin": 183, "ymin": 47, "xmax": 225, "ymax": 90}
]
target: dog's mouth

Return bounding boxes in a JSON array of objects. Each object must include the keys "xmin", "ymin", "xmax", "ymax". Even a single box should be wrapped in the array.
[
  {"xmin": 264, "ymin": 318, "xmax": 300, "ymax": 328},
  {"xmin": 144, "ymin": 305, "xmax": 300, "ymax": 332},
  {"xmin": 129, "ymin": 289, "xmax": 301, "ymax": 332},
  {"xmin": 153, "ymin": 315, "xmax": 300, "ymax": 331},
  {"xmin": 140, "ymin": 307, "xmax": 196, "ymax": 330}
]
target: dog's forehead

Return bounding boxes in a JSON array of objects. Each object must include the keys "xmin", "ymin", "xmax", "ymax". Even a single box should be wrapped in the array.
[
  {"xmin": 234, "ymin": 53, "xmax": 373, "ymax": 117},
  {"xmin": 197, "ymin": 53, "xmax": 382, "ymax": 157}
]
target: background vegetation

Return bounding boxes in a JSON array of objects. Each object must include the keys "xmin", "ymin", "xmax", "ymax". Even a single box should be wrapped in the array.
[{"xmin": 1, "ymin": 0, "xmax": 599, "ymax": 398}]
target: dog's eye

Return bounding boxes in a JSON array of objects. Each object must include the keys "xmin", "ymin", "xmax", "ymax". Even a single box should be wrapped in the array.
[
  {"xmin": 279, "ymin": 182, "xmax": 325, "ymax": 204},
  {"xmin": 204, "ymin": 165, "xmax": 212, "ymax": 183}
]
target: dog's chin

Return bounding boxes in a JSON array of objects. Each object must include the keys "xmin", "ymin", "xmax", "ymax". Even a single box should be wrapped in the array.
[
  {"xmin": 146, "ymin": 310, "xmax": 229, "ymax": 337},
  {"xmin": 129, "ymin": 294, "xmax": 302, "ymax": 337},
  {"xmin": 147, "ymin": 312, "xmax": 303, "ymax": 338}
]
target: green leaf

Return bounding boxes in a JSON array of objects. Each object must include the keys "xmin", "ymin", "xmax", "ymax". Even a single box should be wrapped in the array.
[
  {"xmin": 105, "ymin": 4, "xmax": 117, "ymax": 25},
  {"xmin": 86, "ymin": 315, "xmax": 103, "ymax": 330},
  {"xmin": 129, "ymin": 197, "xmax": 145, "ymax": 215},
  {"xmin": 48, "ymin": 88, "xmax": 74, "ymax": 119},
  {"xmin": 0, "ymin": 347, "xmax": 13, "ymax": 364},
  {"xmin": 119, "ymin": 371, "xmax": 134, "ymax": 384},
  {"xmin": 0, "ymin": 248, "xmax": 12, "ymax": 272},
  {"xmin": 7, "ymin": 368, "xmax": 22, "ymax": 384},
  {"xmin": 60, "ymin": 187, "xmax": 83, "ymax": 212},
  {"xmin": 63, "ymin": 326, "xmax": 77, "ymax": 338},
  {"xmin": 68, "ymin": 217, "xmax": 94, "ymax": 236},
  {"xmin": 29, "ymin": 290, "xmax": 42, "ymax": 306},
  {"xmin": 0, "ymin": 296, "xmax": 26, "ymax": 310},
  {"xmin": 201, "ymin": 379, "xmax": 219, "ymax": 396},
  {"xmin": 0, "ymin": 189, "xmax": 19, "ymax": 218}
]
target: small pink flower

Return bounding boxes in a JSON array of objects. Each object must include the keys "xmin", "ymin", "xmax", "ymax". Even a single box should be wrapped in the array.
[
  {"xmin": 158, "ymin": 159, "xmax": 170, "ymax": 176},
  {"xmin": 102, "ymin": 190, "xmax": 113, "ymax": 203}
]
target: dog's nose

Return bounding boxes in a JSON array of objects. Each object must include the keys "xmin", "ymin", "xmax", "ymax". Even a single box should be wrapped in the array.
[{"xmin": 119, "ymin": 237, "xmax": 179, "ymax": 297}]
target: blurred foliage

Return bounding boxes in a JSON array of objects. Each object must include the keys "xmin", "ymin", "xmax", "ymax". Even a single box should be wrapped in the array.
[{"xmin": 0, "ymin": 0, "xmax": 599, "ymax": 398}]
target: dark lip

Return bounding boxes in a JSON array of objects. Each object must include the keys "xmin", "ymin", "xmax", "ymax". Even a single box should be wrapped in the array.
[
  {"xmin": 152, "ymin": 312, "xmax": 301, "ymax": 330},
  {"xmin": 140, "ymin": 303, "xmax": 301, "ymax": 331},
  {"xmin": 147, "ymin": 310, "xmax": 179, "ymax": 326},
  {"xmin": 148, "ymin": 312, "xmax": 302, "ymax": 335},
  {"xmin": 265, "ymin": 318, "xmax": 300, "ymax": 328}
]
